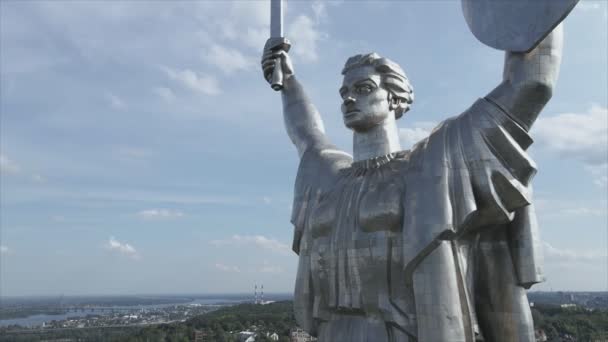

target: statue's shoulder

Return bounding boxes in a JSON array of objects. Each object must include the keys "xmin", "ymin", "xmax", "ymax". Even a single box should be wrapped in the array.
[{"xmin": 297, "ymin": 143, "xmax": 352, "ymax": 180}]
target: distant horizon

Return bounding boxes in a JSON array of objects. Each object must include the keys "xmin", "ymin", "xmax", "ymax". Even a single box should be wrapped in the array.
[
  {"xmin": 3, "ymin": 290, "xmax": 608, "ymax": 300},
  {"xmin": 0, "ymin": 292, "xmax": 294, "ymax": 299}
]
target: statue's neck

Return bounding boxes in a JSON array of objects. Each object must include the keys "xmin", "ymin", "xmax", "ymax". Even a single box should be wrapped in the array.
[{"xmin": 352, "ymin": 118, "xmax": 402, "ymax": 162}]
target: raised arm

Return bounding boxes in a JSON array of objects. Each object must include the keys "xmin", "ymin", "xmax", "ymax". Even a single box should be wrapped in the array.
[
  {"xmin": 262, "ymin": 44, "xmax": 328, "ymax": 158},
  {"xmin": 486, "ymin": 24, "xmax": 563, "ymax": 131}
]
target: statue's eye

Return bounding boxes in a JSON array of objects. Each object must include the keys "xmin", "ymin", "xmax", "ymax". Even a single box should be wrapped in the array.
[{"xmin": 356, "ymin": 85, "xmax": 373, "ymax": 94}]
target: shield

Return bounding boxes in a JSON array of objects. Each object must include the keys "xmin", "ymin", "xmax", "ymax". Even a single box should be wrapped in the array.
[{"xmin": 462, "ymin": 0, "xmax": 579, "ymax": 52}]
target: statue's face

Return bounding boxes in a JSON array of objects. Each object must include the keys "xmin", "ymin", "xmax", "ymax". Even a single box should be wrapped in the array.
[{"xmin": 340, "ymin": 66, "xmax": 391, "ymax": 132}]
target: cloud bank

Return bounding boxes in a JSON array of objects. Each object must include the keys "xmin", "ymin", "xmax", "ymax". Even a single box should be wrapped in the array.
[
  {"xmin": 534, "ymin": 105, "xmax": 608, "ymax": 186},
  {"xmin": 210, "ymin": 234, "xmax": 290, "ymax": 255},
  {"xmin": 105, "ymin": 237, "xmax": 139, "ymax": 259}
]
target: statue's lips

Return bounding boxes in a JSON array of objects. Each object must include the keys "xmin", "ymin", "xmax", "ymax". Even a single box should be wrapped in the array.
[{"xmin": 344, "ymin": 110, "xmax": 360, "ymax": 119}]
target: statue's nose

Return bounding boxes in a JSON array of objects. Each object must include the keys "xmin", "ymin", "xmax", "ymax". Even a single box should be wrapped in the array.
[{"xmin": 343, "ymin": 96, "xmax": 355, "ymax": 107}]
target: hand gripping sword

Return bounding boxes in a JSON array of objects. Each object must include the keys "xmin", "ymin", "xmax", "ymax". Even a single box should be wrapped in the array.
[{"xmin": 265, "ymin": 0, "xmax": 291, "ymax": 91}]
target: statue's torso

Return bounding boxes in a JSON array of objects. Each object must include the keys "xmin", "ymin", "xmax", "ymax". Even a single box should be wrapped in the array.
[{"xmin": 307, "ymin": 154, "xmax": 414, "ymax": 332}]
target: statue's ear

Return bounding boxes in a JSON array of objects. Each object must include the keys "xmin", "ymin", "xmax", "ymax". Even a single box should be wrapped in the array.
[{"xmin": 387, "ymin": 92, "xmax": 400, "ymax": 111}]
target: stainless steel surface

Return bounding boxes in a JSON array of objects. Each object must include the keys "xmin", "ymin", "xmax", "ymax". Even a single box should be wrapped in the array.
[
  {"xmin": 270, "ymin": 0, "xmax": 283, "ymax": 38},
  {"xmin": 462, "ymin": 0, "xmax": 578, "ymax": 52},
  {"xmin": 260, "ymin": 3, "xmax": 577, "ymax": 341},
  {"xmin": 270, "ymin": 0, "xmax": 285, "ymax": 90}
]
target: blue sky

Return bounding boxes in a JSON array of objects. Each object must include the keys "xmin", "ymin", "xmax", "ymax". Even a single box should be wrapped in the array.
[{"xmin": 0, "ymin": 1, "xmax": 606, "ymax": 296}]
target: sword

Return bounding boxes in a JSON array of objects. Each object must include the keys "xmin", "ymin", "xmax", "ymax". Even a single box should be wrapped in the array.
[{"xmin": 266, "ymin": 0, "xmax": 291, "ymax": 91}]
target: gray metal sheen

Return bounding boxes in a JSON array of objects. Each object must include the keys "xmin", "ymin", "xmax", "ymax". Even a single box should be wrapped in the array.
[
  {"xmin": 270, "ymin": 0, "xmax": 282, "ymax": 38},
  {"xmin": 260, "ymin": 2, "xmax": 578, "ymax": 341},
  {"xmin": 462, "ymin": 0, "xmax": 579, "ymax": 52}
]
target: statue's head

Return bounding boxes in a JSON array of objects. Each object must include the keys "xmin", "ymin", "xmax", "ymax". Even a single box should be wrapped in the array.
[{"xmin": 340, "ymin": 53, "xmax": 414, "ymax": 131}]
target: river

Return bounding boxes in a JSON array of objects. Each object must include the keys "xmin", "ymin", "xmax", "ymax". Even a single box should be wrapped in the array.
[{"xmin": 0, "ymin": 297, "xmax": 248, "ymax": 328}]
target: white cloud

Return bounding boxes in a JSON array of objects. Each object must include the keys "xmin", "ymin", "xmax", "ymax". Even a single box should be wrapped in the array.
[
  {"xmin": 137, "ymin": 209, "xmax": 184, "ymax": 220},
  {"xmin": 0, "ymin": 154, "xmax": 21, "ymax": 174},
  {"xmin": 163, "ymin": 67, "xmax": 221, "ymax": 96},
  {"xmin": 0, "ymin": 245, "xmax": 9, "ymax": 255},
  {"xmin": 203, "ymin": 44, "xmax": 254, "ymax": 74},
  {"xmin": 535, "ymin": 198, "xmax": 607, "ymax": 218},
  {"xmin": 0, "ymin": 154, "xmax": 45, "ymax": 182},
  {"xmin": 399, "ymin": 121, "xmax": 437, "ymax": 149},
  {"xmin": 585, "ymin": 164, "xmax": 607, "ymax": 187},
  {"xmin": 106, "ymin": 92, "xmax": 126, "ymax": 110},
  {"xmin": 259, "ymin": 261, "xmax": 283, "ymax": 274},
  {"xmin": 534, "ymin": 105, "xmax": 608, "ymax": 186},
  {"xmin": 224, "ymin": 1, "xmax": 268, "ymax": 29},
  {"xmin": 242, "ymin": 27, "xmax": 268, "ymax": 50},
  {"xmin": 32, "ymin": 174, "xmax": 45, "ymax": 183},
  {"xmin": 543, "ymin": 241, "xmax": 607, "ymax": 263},
  {"xmin": 153, "ymin": 87, "xmax": 176, "ymax": 103},
  {"xmin": 262, "ymin": 196, "xmax": 272, "ymax": 204},
  {"xmin": 287, "ymin": 15, "xmax": 323, "ymax": 63},
  {"xmin": 576, "ymin": 1, "xmax": 601, "ymax": 11},
  {"xmin": 534, "ymin": 105, "xmax": 607, "ymax": 164},
  {"xmin": 561, "ymin": 206, "xmax": 605, "ymax": 217},
  {"xmin": 214, "ymin": 263, "xmax": 241, "ymax": 273},
  {"xmin": 105, "ymin": 236, "xmax": 139, "ymax": 259},
  {"xmin": 312, "ymin": 1, "xmax": 327, "ymax": 22},
  {"xmin": 210, "ymin": 234, "xmax": 290, "ymax": 255},
  {"xmin": 194, "ymin": 2, "xmax": 268, "ymax": 49}
]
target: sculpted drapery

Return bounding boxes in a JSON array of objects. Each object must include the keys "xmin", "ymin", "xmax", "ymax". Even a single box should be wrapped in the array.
[{"xmin": 290, "ymin": 98, "xmax": 542, "ymax": 341}]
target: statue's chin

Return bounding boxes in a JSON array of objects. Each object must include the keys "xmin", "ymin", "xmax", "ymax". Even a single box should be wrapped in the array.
[{"xmin": 344, "ymin": 114, "xmax": 386, "ymax": 132}]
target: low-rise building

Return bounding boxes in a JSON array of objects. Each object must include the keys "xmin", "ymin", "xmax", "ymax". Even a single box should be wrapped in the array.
[{"xmin": 290, "ymin": 327, "xmax": 317, "ymax": 342}]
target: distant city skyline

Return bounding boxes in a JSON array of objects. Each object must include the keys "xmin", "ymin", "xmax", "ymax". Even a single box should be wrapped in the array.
[{"xmin": 1, "ymin": 1, "xmax": 606, "ymax": 296}]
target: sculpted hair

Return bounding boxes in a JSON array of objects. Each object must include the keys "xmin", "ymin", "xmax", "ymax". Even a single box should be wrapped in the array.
[{"xmin": 342, "ymin": 53, "xmax": 414, "ymax": 119}]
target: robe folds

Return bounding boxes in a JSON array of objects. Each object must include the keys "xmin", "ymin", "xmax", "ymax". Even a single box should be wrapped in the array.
[{"xmin": 290, "ymin": 98, "xmax": 544, "ymax": 341}]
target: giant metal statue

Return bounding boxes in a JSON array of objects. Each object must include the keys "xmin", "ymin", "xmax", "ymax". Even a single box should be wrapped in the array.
[{"xmin": 261, "ymin": 1, "xmax": 579, "ymax": 341}]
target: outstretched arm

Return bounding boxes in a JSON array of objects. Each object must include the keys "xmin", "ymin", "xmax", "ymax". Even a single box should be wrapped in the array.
[
  {"xmin": 262, "ymin": 45, "xmax": 327, "ymax": 158},
  {"xmin": 486, "ymin": 24, "xmax": 563, "ymax": 131}
]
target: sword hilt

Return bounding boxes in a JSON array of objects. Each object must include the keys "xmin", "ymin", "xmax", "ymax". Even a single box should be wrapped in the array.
[{"xmin": 265, "ymin": 37, "xmax": 291, "ymax": 91}]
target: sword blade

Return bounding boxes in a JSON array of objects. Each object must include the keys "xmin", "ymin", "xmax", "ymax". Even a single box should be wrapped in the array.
[{"xmin": 270, "ymin": 0, "xmax": 283, "ymax": 38}]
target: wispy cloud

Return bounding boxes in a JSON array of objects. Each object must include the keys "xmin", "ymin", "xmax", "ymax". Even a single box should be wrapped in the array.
[
  {"xmin": 288, "ymin": 16, "xmax": 323, "ymax": 63},
  {"xmin": 534, "ymin": 105, "xmax": 608, "ymax": 186},
  {"xmin": 0, "ymin": 154, "xmax": 21, "ymax": 174},
  {"xmin": 105, "ymin": 237, "xmax": 140, "ymax": 259},
  {"xmin": 202, "ymin": 44, "xmax": 253, "ymax": 74},
  {"xmin": 534, "ymin": 105, "xmax": 607, "ymax": 165},
  {"xmin": 32, "ymin": 174, "xmax": 45, "ymax": 183},
  {"xmin": 259, "ymin": 261, "xmax": 283, "ymax": 274},
  {"xmin": 214, "ymin": 263, "xmax": 241, "ymax": 273},
  {"xmin": 543, "ymin": 241, "xmax": 607, "ymax": 263},
  {"xmin": 399, "ymin": 121, "xmax": 437, "ymax": 149},
  {"xmin": 210, "ymin": 235, "xmax": 290, "ymax": 255},
  {"xmin": 106, "ymin": 92, "xmax": 126, "ymax": 110},
  {"xmin": 562, "ymin": 206, "xmax": 606, "ymax": 217},
  {"xmin": 137, "ymin": 209, "xmax": 184, "ymax": 220},
  {"xmin": 311, "ymin": 1, "xmax": 328, "ymax": 22},
  {"xmin": 576, "ymin": 1, "xmax": 602, "ymax": 12},
  {"xmin": 585, "ymin": 164, "xmax": 608, "ymax": 188},
  {"xmin": 0, "ymin": 245, "xmax": 10, "ymax": 255},
  {"xmin": 0, "ymin": 154, "xmax": 44, "ymax": 182},
  {"xmin": 3, "ymin": 187, "xmax": 248, "ymax": 207},
  {"xmin": 153, "ymin": 87, "xmax": 176, "ymax": 103},
  {"xmin": 163, "ymin": 67, "xmax": 221, "ymax": 96},
  {"xmin": 535, "ymin": 198, "xmax": 607, "ymax": 219}
]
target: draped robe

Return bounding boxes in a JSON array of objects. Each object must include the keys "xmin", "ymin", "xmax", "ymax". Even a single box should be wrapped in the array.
[{"xmin": 290, "ymin": 98, "xmax": 544, "ymax": 341}]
